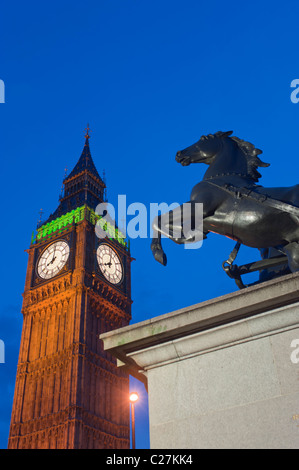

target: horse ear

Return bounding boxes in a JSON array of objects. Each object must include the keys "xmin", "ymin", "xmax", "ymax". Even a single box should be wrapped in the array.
[
  {"xmin": 224, "ymin": 130, "xmax": 233, "ymax": 137},
  {"xmin": 259, "ymin": 161, "xmax": 270, "ymax": 167},
  {"xmin": 256, "ymin": 155, "xmax": 270, "ymax": 167},
  {"xmin": 253, "ymin": 148, "xmax": 270, "ymax": 167}
]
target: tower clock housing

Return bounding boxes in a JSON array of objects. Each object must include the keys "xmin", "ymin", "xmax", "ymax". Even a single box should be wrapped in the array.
[{"xmin": 8, "ymin": 130, "xmax": 132, "ymax": 449}]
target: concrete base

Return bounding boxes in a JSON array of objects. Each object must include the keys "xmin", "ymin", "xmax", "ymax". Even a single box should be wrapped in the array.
[{"xmin": 100, "ymin": 272, "xmax": 299, "ymax": 449}]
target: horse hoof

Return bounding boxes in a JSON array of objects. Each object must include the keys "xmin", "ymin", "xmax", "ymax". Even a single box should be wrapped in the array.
[{"xmin": 153, "ymin": 249, "xmax": 167, "ymax": 266}]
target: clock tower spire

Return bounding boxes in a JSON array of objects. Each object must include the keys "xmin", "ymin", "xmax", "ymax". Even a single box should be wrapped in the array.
[
  {"xmin": 8, "ymin": 129, "xmax": 132, "ymax": 449},
  {"xmin": 46, "ymin": 126, "xmax": 106, "ymax": 223},
  {"xmin": 84, "ymin": 123, "xmax": 91, "ymax": 140}
]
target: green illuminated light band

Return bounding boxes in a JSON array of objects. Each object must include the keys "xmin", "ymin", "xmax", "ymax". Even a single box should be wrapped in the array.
[{"xmin": 32, "ymin": 205, "xmax": 127, "ymax": 248}]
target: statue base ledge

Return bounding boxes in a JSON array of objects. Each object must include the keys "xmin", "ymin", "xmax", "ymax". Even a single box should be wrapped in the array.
[{"xmin": 100, "ymin": 272, "xmax": 299, "ymax": 449}]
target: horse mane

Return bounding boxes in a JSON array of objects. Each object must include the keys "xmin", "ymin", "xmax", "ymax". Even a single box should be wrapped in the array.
[{"xmin": 215, "ymin": 131, "xmax": 270, "ymax": 182}]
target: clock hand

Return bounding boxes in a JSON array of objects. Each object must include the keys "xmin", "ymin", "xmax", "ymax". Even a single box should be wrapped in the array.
[
  {"xmin": 47, "ymin": 255, "xmax": 54, "ymax": 266},
  {"xmin": 47, "ymin": 256, "xmax": 56, "ymax": 266},
  {"xmin": 104, "ymin": 254, "xmax": 112, "ymax": 267},
  {"xmin": 47, "ymin": 248, "xmax": 58, "ymax": 266}
]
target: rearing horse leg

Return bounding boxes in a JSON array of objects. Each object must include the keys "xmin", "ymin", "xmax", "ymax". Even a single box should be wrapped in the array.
[
  {"xmin": 151, "ymin": 209, "xmax": 182, "ymax": 266},
  {"xmin": 151, "ymin": 203, "xmax": 203, "ymax": 265},
  {"xmin": 151, "ymin": 211, "xmax": 167, "ymax": 266},
  {"xmin": 151, "ymin": 207, "xmax": 184, "ymax": 266},
  {"xmin": 151, "ymin": 228, "xmax": 167, "ymax": 266}
]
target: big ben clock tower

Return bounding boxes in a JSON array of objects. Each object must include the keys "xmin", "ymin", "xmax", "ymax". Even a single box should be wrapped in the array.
[{"xmin": 8, "ymin": 128, "xmax": 132, "ymax": 449}]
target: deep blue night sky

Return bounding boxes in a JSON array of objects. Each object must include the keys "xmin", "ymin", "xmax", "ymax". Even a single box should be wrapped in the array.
[{"xmin": 1, "ymin": 0, "xmax": 299, "ymax": 449}]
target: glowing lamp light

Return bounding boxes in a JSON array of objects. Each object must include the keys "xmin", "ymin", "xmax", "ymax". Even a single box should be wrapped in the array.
[{"xmin": 129, "ymin": 392, "xmax": 139, "ymax": 403}]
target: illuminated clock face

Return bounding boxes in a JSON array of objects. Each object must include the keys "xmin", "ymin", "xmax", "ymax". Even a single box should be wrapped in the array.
[
  {"xmin": 37, "ymin": 240, "xmax": 70, "ymax": 279},
  {"xmin": 97, "ymin": 244, "xmax": 123, "ymax": 285}
]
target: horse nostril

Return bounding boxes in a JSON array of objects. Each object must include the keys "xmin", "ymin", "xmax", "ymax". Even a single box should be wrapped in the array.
[{"xmin": 176, "ymin": 151, "xmax": 181, "ymax": 160}]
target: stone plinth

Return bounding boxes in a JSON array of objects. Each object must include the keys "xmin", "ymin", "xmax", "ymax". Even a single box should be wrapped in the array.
[{"xmin": 100, "ymin": 272, "xmax": 299, "ymax": 449}]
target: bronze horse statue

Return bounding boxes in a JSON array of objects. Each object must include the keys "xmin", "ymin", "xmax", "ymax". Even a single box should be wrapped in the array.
[{"xmin": 151, "ymin": 131, "xmax": 299, "ymax": 286}]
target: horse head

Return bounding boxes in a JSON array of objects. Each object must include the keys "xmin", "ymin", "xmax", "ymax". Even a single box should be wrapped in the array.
[
  {"xmin": 176, "ymin": 130, "xmax": 269, "ymax": 182},
  {"xmin": 175, "ymin": 131, "xmax": 231, "ymax": 167}
]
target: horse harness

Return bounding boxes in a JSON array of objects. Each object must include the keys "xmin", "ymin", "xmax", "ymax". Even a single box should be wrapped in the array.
[
  {"xmin": 206, "ymin": 180, "xmax": 299, "ymax": 217},
  {"xmin": 205, "ymin": 180, "xmax": 297, "ymax": 289}
]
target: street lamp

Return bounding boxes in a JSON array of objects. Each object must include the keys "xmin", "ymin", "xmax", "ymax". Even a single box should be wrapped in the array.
[{"xmin": 129, "ymin": 392, "xmax": 139, "ymax": 449}]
